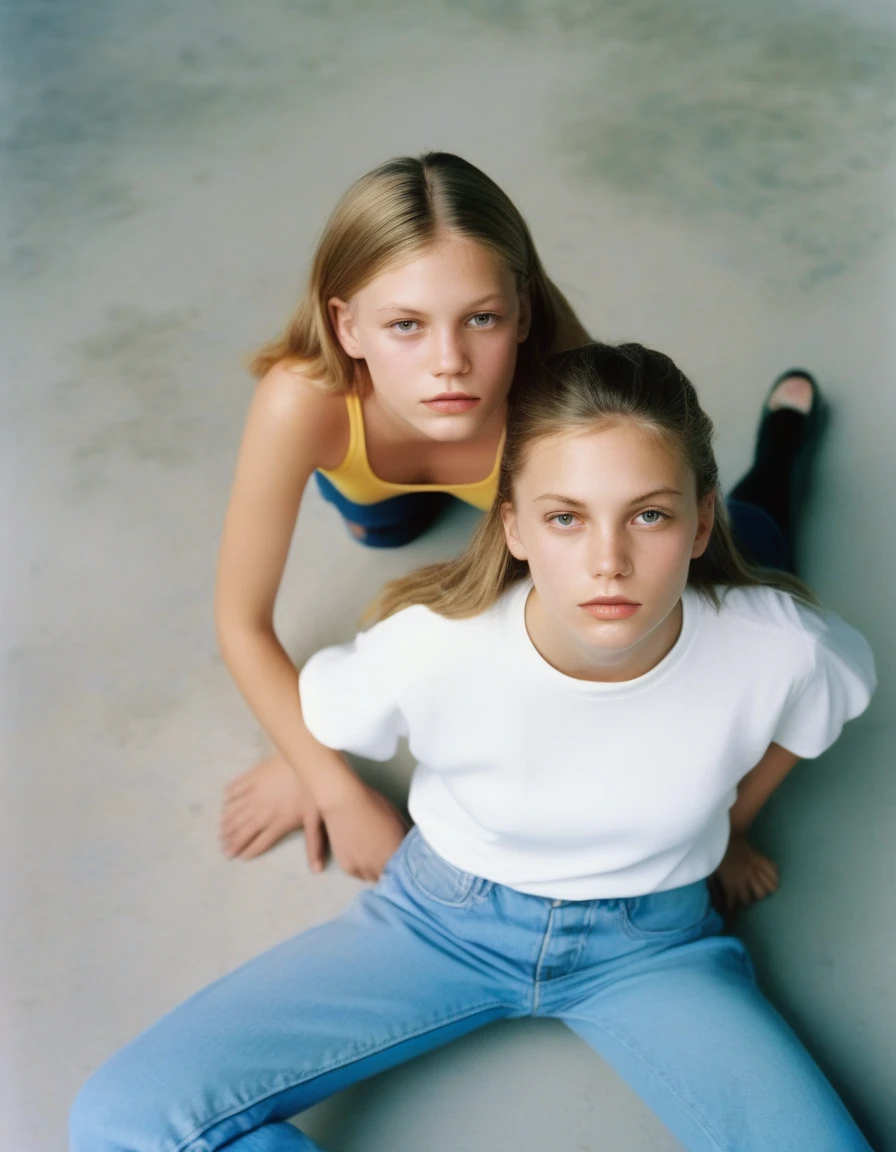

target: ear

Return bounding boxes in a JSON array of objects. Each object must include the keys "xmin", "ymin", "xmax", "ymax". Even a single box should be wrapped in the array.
[
  {"xmin": 328, "ymin": 297, "xmax": 364, "ymax": 358},
  {"xmin": 516, "ymin": 288, "xmax": 532, "ymax": 345},
  {"xmin": 501, "ymin": 500, "xmax": 528, "ymax": 561},
  {"xmin": 691, "ymin": 491, "xmax": 716, "ymax": 559}
]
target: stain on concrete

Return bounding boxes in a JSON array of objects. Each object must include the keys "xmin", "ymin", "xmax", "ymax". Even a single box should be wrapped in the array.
[
  {"xmin": 0, "ymin": 0, "xmax": 332, "ymax": 281},
  {"xmin": 450, "ymin": 0, "xmax": 896, "ymax": 285},
  {"xmin": 8, "ymin": 0, "xmax": 890, "ymax": 290},
  {"xmin": 60, "ymin": 307, "xmax": 203, "ymax": 497}
]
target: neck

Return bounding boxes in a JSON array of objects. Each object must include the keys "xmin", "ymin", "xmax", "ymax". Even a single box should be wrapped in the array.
[{"xmin": 525, "ymin": 590, "xmax": 684, "ymax": 683}]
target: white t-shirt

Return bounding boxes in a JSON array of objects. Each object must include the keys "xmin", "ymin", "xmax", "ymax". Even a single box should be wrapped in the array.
[{"xmin": 299, "ymin": 582, "xmax": 875, "ymax": 900}]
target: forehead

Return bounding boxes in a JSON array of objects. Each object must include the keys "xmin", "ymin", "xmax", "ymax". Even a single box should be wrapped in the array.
[
  {"xmin": 356, "ymin": 236, "xmax": 515, "ymax": 307},
  {"xmin": 517, "ymin": 421, "xmax": 695, "ymax": 497}
]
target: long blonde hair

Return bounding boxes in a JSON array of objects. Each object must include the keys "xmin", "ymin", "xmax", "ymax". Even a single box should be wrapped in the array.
[
  {"xmin": 251, "ymin": 152, "xmax": 589, "ymax": 387},
  {"xmin": 369, "ymin": 342, "xmax": 815, "ymax": 622}
]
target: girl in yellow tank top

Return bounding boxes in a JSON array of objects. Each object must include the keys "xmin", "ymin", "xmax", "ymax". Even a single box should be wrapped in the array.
[
  {"xmin": 216, "ymin": 151, "xmax": 590, "ymax": 859},
  {"xmin": 258, "ymin": 152, "xmax": 587, "ymax": 550}
]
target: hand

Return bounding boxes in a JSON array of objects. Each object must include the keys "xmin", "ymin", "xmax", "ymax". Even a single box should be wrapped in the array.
[
  {"xmin": 220, "ymin": 751, "xmax": 327, "ymax": 870},
  {"xmin": 320, "ymin": 779, "xmax": 409, "ymax": 882},
  {"xmin": 713, "ymin": 833, "xmax": 780, "ymax": 912}
]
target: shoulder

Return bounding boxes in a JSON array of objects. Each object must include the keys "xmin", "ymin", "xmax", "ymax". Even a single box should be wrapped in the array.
[
  {"xmin": 361, "ymin": 590, "xmax": 517, "ymax": 663},
  {"xmin": 249, "ymin": 361, "xmax": 350, "ymax": 471},
  {"xmin": 360, "ymin": 602, "xmax": 462, "ymax": 656},
  {"xmin": 711, "ymin": 585, "xmax": 875, "ymax": 688},
  {"xmin": 714, "ymin": 584, "xmax": 815, "ymax": 637}
]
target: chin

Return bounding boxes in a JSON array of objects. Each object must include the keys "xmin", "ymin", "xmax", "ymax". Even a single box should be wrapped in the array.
[
  {"xmin": 577, "ymin": 619, "xmax": 648, "ymax": 650},
  {"xmin": 582, "ymin": 631, "xmax": 643, "ymax": 653},
  {"xmin": 419, "ymin": 413, "xmax": 488, "ymax": 440}
]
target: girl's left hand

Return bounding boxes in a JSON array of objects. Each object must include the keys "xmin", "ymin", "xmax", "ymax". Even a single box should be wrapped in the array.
[{"xmin": 713, "ymin": 834, "xmax": 780, "ymax": 911}]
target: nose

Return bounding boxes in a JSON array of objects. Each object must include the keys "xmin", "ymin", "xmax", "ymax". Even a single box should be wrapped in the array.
[
  {"xmin": 588, "ymin": 524, "xmax": 632, "ymax": 579},
  {"xmin": 429, "ymin": 325, "xmax": 469, "ymax": 378}
]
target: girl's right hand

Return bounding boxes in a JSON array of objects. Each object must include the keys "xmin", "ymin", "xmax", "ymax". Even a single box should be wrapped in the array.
[
  {"xmin": 220, "ymin": 752, "xmax": 327, "ymax": 870},
  {"xmin": 320, "ymin": 780, "xmax": 409, "ymax": 882}
]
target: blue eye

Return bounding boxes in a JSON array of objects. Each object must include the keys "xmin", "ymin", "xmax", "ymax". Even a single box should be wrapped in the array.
[
  {"xmin": 468, "ymin": 312, "xmax": 497, "ymax": 328},
  {"xmin": 549, "ymin": 513, "xmax": 578, "ymax": 528},
  {"xmin": 392, "ymin": 320, "xmax": 420, "ymax": 333},
  {"xmin": 636, "ymin": 509, "xmax": 668, "ymax": 525}
]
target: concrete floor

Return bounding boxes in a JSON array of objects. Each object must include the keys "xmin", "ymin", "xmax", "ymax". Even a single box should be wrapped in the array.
[{"xmin": 2, "ymin": 0, "xmax": 894, "ymax": 1148}]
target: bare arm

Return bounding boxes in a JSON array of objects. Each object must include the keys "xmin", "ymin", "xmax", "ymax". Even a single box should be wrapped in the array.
[
  {"xmin": 729, "ymin": 742, "xmax": 801, "ymax": 833},
  {"xmin": 214, "ymin": 364, "xmax": 358, "ymax": 810},
  {"xmin": 713, "ymin": 742, "xmax": 802, "ymax": 909}
]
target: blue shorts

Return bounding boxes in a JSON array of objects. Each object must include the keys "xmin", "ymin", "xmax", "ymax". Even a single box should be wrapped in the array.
[{"xmin": 315, "ymin": 472, "xmax": 457, "ymax": 549}]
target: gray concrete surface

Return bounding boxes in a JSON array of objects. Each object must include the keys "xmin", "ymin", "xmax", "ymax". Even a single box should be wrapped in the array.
[{"xmin": 2, "ymin": 1, "xmax": 894, "ymax": 1148}]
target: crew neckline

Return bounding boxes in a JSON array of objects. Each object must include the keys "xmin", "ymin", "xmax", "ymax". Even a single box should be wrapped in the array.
[{"xmin": 508, "ymin": 579, "xmax": 702, "ymax": 696}]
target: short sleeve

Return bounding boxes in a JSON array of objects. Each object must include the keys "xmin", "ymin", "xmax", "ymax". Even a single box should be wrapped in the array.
[
  {"xmin": 298, "ymin": 611, "xmax": 418, "ymax": 760},
  {"xmin": 772, "ymin": 609, "xmax": 877, "ymax": 760}
]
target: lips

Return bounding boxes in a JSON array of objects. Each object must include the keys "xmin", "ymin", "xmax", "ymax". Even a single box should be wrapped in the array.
[
  {"xmin": 423, "ymin": 393, "xmax": 481, "ymax": 414},
  {"xmin": 581, "ymin": 597, "xmax": 638, "ymax": 606},
  {"xmin": 579, "ymin": 597, "xmax": 641, "ymax": 620}
]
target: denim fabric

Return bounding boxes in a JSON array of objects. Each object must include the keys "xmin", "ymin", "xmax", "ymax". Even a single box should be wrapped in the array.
[
  {"xmin": 71, "ymin": 828, "xmax": 870, "ymax": 1152},
  {"xmin": 314, "ymin": 472, "xmax": 454, "ymax": 548},
  {"xmin": 727, "ymin": 498, "xmax": 792, "ymax": 572}
]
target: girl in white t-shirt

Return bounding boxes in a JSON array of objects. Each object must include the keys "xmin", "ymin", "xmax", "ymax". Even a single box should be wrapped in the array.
[{"xmin": 71, "ymin": 342, "xmax": 876, "ymax": 1151}]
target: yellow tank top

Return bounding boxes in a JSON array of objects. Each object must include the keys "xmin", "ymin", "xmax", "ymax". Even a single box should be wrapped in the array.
[{"xmin": 317, "ymin": 393, "xmax": 502, "ymax": 511}]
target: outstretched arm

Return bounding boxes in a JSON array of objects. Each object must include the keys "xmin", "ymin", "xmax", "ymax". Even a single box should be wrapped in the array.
[{"xmin": 215, "ymin": 365, "xmax": 406, "ymax": 877}]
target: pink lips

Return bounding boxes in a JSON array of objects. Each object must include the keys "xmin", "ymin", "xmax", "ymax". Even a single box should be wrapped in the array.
[
  {"xmin": 580, "ymin": 597, "xmax": 640, "ymax": 620},
  {"xmin": 423, "ymin": 393, "xmax": 480, "ymax": 414}
]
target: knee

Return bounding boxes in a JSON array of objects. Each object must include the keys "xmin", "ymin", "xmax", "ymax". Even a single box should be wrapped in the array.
[
  {"xmin": 70, "ymin": 1070, "xmax": 109, "ymax": 1151},
  {"xmin": 69, "ymin": 1053, "xmax": 152, "ymax": 1152}
]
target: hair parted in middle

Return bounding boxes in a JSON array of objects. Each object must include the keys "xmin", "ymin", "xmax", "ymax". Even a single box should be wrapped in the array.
[{"xmin": 250, "ymin": 151, "xmax": 590, "ymax": 388}]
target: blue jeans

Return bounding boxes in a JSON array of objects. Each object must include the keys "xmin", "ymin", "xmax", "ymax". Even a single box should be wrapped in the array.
[
  {"xmin": 726, "ymin": 498, "xmax": 792, "ymax": 572},
  {"xmin": 71, "ymin": 828, "xmax": 869, "ymax": 1151}
]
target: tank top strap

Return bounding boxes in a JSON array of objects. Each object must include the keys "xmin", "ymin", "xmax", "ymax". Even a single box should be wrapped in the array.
[{"xmin": 336, "ymin": 391, "xmax": 369, "ymax": 477}]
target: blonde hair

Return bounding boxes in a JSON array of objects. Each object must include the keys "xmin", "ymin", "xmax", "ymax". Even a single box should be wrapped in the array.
[
  {"xmin": 369, "ymin": 342, "xmax": 816, "ymax": 622},
  {"xmin": 251, "ymin": 152, "xmax": 589, "ymax": 387}
]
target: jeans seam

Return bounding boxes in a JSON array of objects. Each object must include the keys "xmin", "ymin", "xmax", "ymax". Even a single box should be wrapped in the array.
[
  {"xmin": 563, "ymin": 1012, "xmax": 728, "ymax": 1152},
  {"xmin": 403, "ymin": 832, "xmax": 491, "ymax": 908},
  {"xmin": 567, "ymin": 900, "xmax": 597, "ymax": 973},
  {"xmin": 172, "ymin": 999, "xmax": 508, "ymax": 1152},
  {"xmin": 405, "ymin": 862, "xmax": 481, "ymax": 908},
  {"xmin": 532, "ymin": 905, "xmax": 557, "ymax": 1015}
]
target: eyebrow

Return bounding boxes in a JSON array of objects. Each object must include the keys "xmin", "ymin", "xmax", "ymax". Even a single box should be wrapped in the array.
[
  {"xmin": 376, "ymin": 295, "xmax": 506, "ymax": 314},
  {"xmin": 533, "ymin": 487, "xmax": 683, "ymax": 507}
]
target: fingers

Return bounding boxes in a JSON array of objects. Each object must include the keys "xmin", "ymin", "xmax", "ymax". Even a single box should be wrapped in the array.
[
  {"xmin": 237, "ymin": 824, "xmax": 286, "ymax": 861},
  {"xmin": 747, "ymin": 874, "xmax": 766, "ymax": 904},
  {"xmin": 304, "ymin": 811, "xmax": 328, "ymax": 874},
  {"xmin": 220, "ymin": 811, "xmax": 266, "ymax": 858},
  {"xmin": 742, "ymin": 860, "xmax": 780, "ymax": 905},
  {"xmin": 223, "ymin": 774, "xmax": 255, "ymax": 804},
  {"xmin": 714, "ymin": 861, "xmax": 780, "ymax": 912}
]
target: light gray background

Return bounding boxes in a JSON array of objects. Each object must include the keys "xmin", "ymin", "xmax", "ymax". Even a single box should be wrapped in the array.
[{"xmin": 2, "ymin": 1, "xmax": 894, "ymax": 1148}]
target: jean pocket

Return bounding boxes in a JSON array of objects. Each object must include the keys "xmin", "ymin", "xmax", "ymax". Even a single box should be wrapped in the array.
[
  {"xmin": 621, "ymin": 881, "xmax": 712, "ymax": 940},
  {"xmin": 403, "ymin": 829, "xmax": 485, "ymax": 908}
]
